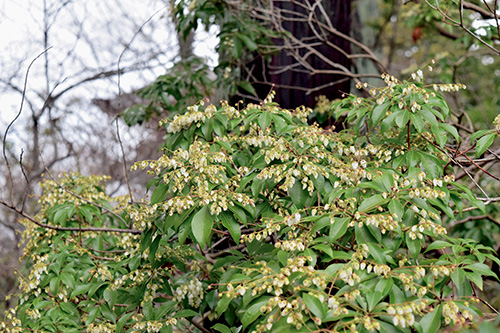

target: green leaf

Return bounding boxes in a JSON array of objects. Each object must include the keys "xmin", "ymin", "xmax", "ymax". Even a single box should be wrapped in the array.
[
  {"xmin": 216, "ymin": 294, "xmax": 232, "ymax": 317},
  {"xmin": 151, "ymin": 183, "xmax": 169, "ymax": 205},
  {"xmin": 149, "ymin": 235, "xmax": 161, "ymax": 266},
  {"xmin": 231, "ymin": 36, "xmax": 242, "ymax": 58},
  {"xmin": 236, "ymin": 32, "xmax": 258, "ymax": 51},
  {"xmin": 60, "ymin": 272, "xmax": 75, "ymax": 290},
  {"xmin": 237, "ymin": 81, "xmax": 257, "ymax": 96},
  {"xmin": 375, "ymin": 278, "xmax": 393, "ymax": 305},
  {"xmin": 174, "ymin": 309, "xmax": 199, "ymax": 318},
  {"xmin": 192, "ymin": 206, "xmax": 213, "ymax": 248},
  {"xmin": 228, "ymin": 205, "xmax": 247, "ymax": 226},
  {"xmin": 381, "ymin": 111, "xmax": 398, "ymax": 132},
  {"xmin": 366, "ymin": 243, "xmax": 386, "ymax": 264},
  {"xmin": 427, "ymin": 96, "xmax": 449, "ymax": 118},
  {"xmin": 475, "ymin": 133, "xmax": 496, "ymax": 157},
  {"xmin": 355, "ymin": 224, "xmax": 379, "ymax": 244},
  {"xmin": 258, "ymin": 112, "xmax": 272, "ymax": 130},
  {"xmin": 439, "ymin": 123, "xmax": 460, "ymax": 143},
  {"xmin": 220, "ymin": 212, "xmax": 241, "ymax": 243},
  {"xmin": 451, "ymin": 267, "xmax": 470, "ymax": 296},
  {"xmin": 463, "ymin": 263, "xmax": 497, "ymax": 277},
  {"xmin": 470, "ymin": 129, "xmax": 492, "ymax": 142},
  {"xmin": 212, "ymin": 323, "xmax": 232, "ymax": 333},
  {"xmin": 410, "ymin": 113, "xmax": 425, "ymax": 133},
  {"xmin": 358, "ymin": 194, "xmax": 388, "ymax": 213},
  {"xmin": 419, "ymin": 304, "xmax": 442, "ymax": 333},
  {"xmin": 372, "ymin": 102, "xmax": 391, "ymax": 125},
  {"xmin": 431, "ymin": 125, "xmax": 447, "ymax": 148},
  {"xmin": 59, "ymin": 302, "xmax": 78, "ymax": 317},
  {"xmin": 395, "ymin": 109, "xmax": 410, "ymax": 128},
  {"xmin": 241, "ymin": 296, "xmax": 271, "ymax": 328},
  {"xmin": 289, "ymin": 180, "xmax": 315, "ymax": 208},
  {"xmin": 465, "ymin": 270, "xmax": 484, "ymax": 290},
  {"xmin": 70, "ymin": 283, "xmax": 90, "ymax": 299},
  {"xmin": 419, "ymin": 152, "xmax": 443, "ymax": 178},
  {"xmin": 406, "ymin": 234, "xmax": 421, "ymax": 259},
  {"xmin": 100, "ymin": 303, "xmax": 116, "ymax": 323},
  {"xmin": 388, "ymin": 199, "xmax": 404, "ymax": 221},
  {"xmin": 329, "ymin": 217, "xmax": 349, "ymax": 241},
  {"xmin": 116, "ymin": 312, "xmax": 134, "ymax": 333},
  {"xmin": 420, "ymin": 107, "xmax": 439, "ymax": 127},
  {"xmin": 425, "ymin": 240, "xmax": 453, "ymax": 253},
  {"xmin": 86, "ymin": 307, "xmax": 100, "ymax": 326},
  {"xmin": 303, "ymin": 293, "xmax": 326, "ymax": 320}
]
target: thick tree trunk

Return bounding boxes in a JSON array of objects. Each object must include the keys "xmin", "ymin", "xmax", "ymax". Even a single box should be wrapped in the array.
[{"xmin": 250, "ymin": 0, "xmax": 352, "ymax": 109}]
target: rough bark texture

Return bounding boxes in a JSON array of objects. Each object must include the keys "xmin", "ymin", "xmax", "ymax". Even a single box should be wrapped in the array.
[{"xmin": 251, "ymin": 0, "xmax": 352, "ymax": 109}]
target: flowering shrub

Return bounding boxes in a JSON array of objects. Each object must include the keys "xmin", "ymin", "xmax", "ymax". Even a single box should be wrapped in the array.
[{"xmin": 2, "ymin": 72, "xmax": 499, "ymax": 332}]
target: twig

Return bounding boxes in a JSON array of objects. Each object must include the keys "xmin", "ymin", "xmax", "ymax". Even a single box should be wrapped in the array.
[
  {"xmin": 425, "ymin": 0, "xmax": 500, "ymax": 55},
  {"xmin": 452, "ymin": 214, "xmax": 500, "ymax": 228},
  {"xmin": 114, "ymin": 7, "xmax": 166, "ymax": 208},
  {"xmin": 115, "ymin": 118, "xmax": 135, "ymax": 209},
  {"xmin": 19, "ymin": 149, "xmax": 30, "ymax": 211}
]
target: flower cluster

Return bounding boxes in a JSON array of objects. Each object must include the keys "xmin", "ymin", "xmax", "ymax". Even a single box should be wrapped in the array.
[
  {"xmin": 19, "ymin": 254, "xmax": 49, "ymax": 296},
  {"xmin": 494, "ymin": 114, "xmax": 500, "ymax": 133},
  {"xmin": 87, "ymin": 322, "xmax": 116, "ymax": 333},
  {"xmin": 442, "ymin": 301, "xmax": 473, "ymax": 325},
  {"xmin": 431, "ymin": 265, "xmax": 454, "ymax": 278},
  {"xmin": 162, "ymin": 101, "xmax": 215, "ymax": 133},
  {"xmin": 432, "ymin": 83, "xmax": 466, "ymax": 92},
  {"xmin": 174, "ymin": 278, "xmax": 204, "ymax": 308}
]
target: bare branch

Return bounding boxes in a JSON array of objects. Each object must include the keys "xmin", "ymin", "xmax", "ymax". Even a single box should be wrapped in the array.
[{"xmin": 0, "ymin": 199, "xmax": 141, "ymax": 234}]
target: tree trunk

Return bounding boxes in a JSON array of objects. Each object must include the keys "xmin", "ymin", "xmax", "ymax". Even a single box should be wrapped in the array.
[{"xmin": 251, "ymin": 0, "xmax": 352, "ymax": 109}]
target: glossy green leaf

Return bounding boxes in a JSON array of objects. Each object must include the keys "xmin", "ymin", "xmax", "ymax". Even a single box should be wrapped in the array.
[
  {"xmin": 366, "ymin": 243, "xmax": 386, "ymax": 264},
  {"xmin": 220, "ymin": 211, "xmax": 241, "ymax": 243},
  {"xmin": 303, "ymin": 293, "xmax": 326, "ymax": 320},
  {"xmin": 192, "ymin": 206, "xmax": 213, "ymax": 248},
  {"xmin": 410, "ymin": 113, "xmax": 425, "ymax": 133},
  {"xmin": 419, "ymin": 304, "xmax": 442, "ymax": 333},
  {"xmin": 174, "ymin": 309, "xmax": 199, "ymax": 318},
  {"xmin": 238, "ymin": 81, "xmax": 257, "ymax": 96},
  {"xmin": 241, "ymin": 296, "xmax": 271, "ymax": 328},
  {"xmin": 463, "ymin": 263, "xmax": 497, "ymax": 277},
  {"xmin": 151, "ymin": 183, "xmax": 169, "ymax": 205},
  {"xmin": 329, "ymin": 217, "xmax": 349, "ymax": 241},
  {"xmin": 258, "ymin": 112, "xmax": 272, "ymax": 130},
  {"xmin": 212, "ymin": 323, "xmax": 232, "ymax": 333},
  {"xmin": 425, "ymin": 240, "xmax": 453, "ymax": 253},
  {"xmin": 372, "ymin": 102, "xmax": 391, "ymax": 125},
  {"xmin": 475, "ymin": 133, "xmax": 496, "ymax": 157},
  {"xmin": 358, "ymin": 194, "xmax": 388, "ymax": 213},
  {"xmin": 395, "ymin": 109, "xmax": 410, "ymax": 128}
]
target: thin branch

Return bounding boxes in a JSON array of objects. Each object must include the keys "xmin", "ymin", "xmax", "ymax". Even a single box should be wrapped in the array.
[
  {"xmin": 452, "ymin": 214, "xmax": 500, "ymax": 228},
  {"xmin": 426, "ymin": 0, "xmax": 500, "ymax": 55},
  {"xmin": 19, "ymin": 149, "xmax": 30, "ymax": 211},
  {"xmin": 115, "ymin": 118, "xmax": 135, "ymax": 210},
  {"xmin": 463, "ymin": 1, "xmax": 499, "ymax": 19},
  {"xmin": 0, "ymin": 199, "xmax": 141, "ymax": 234},
  {"xmin": 114, "ymin": 7, "xmax": 166, "ymax": 206}
]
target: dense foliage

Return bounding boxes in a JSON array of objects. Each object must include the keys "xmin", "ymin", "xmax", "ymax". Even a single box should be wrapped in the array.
[{"xmin": 2, "ymin": 70, "xmax": 499, "ymax": 332}]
